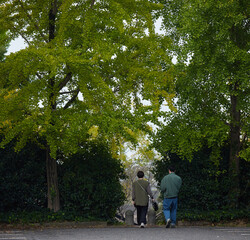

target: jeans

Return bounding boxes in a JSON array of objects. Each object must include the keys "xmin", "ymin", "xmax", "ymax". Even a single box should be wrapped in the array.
[
  {"xmin": 136, "ymin": 205, "xmax": 148, "ymax": 225},
  {"xmin": 163, "ymin": 197, "xmax": 178, "ymax": 224}
]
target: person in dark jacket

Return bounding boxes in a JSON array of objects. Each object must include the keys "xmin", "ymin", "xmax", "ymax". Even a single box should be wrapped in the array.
[
  {"xmin": 160, "ymin": 165, "xmax": 182, "ymax": 228},
  {"xmin": 132, "ymin": 171, "xmax": 154, "ymax": 228}
]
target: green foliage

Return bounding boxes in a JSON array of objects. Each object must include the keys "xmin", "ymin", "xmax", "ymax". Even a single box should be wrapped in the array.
[
  {"xmin": 152, "ymin": 0, "xmax": 249, "ymax": 207},
  {"xmin": 59, "ymin": 141, "xmax": 126, "ymax": 219},
  {"xmin": 0, "ymin": 138, "xmax": 47, "ymax": 212},
  {"xmin": 0, "ymin": 26, "xmax": 10, "ymax": 62},
  {"xmin": 0, "ymin": 0, "xmax": 174, "ymax": 158},
  {"xmin": 153, "ymin": 0, "xmax": 249, "ymax": 160},
  {"xmin": 153, "ymin": 145, "xmax": 250, "ymax": 211},
  {"xmin": 0, "ymin": 209, "xmax": 102, "ymax": 224},
  {"xmin": 177, "ymin": 209, "xmax": 249, "ymax": 223},
  {"xmin": 0, "ymin": 139, "xmax": 126, "ymax": 221},
  {"xmin": 0, "ymin": 1, "xmax": 174, "ymax": 210}
]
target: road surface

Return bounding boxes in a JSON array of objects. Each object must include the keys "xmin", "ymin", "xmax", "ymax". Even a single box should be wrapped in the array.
[{"xmin": 0, "ymin": 226, "xmax": 249, "ymax": 240}]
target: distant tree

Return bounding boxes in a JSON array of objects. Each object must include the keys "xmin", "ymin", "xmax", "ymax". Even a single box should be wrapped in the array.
[
  {"xmin": 121, "ymin": 131, "xmax": 160, "ymax": 203},
  {"xmin": 0, "ymin": 0, "xmax": 174, "ymax": 211}
]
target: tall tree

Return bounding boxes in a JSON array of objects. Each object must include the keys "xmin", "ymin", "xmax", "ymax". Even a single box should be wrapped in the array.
[
  {"xmin": 155, "ymin": 0, "xmax": 249, "ymax": 206},
  {"xmin": 0, "ymin": 0, "xmax": 173, "ymax": 211}
]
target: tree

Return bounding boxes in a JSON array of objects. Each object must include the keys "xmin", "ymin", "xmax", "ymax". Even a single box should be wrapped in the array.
[
  {"xmin": 0, "ymin": 0, "xmax": 174, "ymax": 211},
  {"xmin": 154, "ymin": 0, "xmax": 249, "ymax": 206}
]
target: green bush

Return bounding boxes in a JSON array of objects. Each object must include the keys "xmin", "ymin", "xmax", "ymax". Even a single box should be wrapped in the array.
[
  {"xmin": 0, "ymin": 140, "xmax": 47, "ymax": 212},
  {"xmin": 0, "ymin": 209, "xmax": 102, "ymax": 224},
  {"xmin": 59, "ymin": 142, "xmax": 126, "ymax": 220},
  {"xmin": 153, "ymin": 145, "xmax": 250, "ymax": 211},
  {"xmin": 177, "ymin": 209, "xmax": 249, "ymax": 222},
  {"xmin": 0, "ymin": 138, "xmax": 126, "ymax": 222}
]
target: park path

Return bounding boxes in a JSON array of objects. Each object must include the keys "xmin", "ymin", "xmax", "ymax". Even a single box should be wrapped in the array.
[{"xmin": 0, "ymin": 227, "xmax": 250, "ymax": 240}]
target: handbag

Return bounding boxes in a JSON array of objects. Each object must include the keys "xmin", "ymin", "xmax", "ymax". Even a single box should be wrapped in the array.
[
  {"xmin": 137, "ymin": 181, "xmax": 158, "ymax": 211},
  {"xmin": 152, "ymin": 200, "xmax": 158, "ymax": 211}
]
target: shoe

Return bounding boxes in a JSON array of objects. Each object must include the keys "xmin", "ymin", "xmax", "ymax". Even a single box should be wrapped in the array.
[
  {"xmin": 140, "ymin": 223, "xmax": 145, "ymax": 228},
  {"xmin": 170, "ymin": 224, "xmax": 176, "ymax": 228},
  {"xmin": 166, "ymin": 219, "xmax": 171, "ymax": 228}
]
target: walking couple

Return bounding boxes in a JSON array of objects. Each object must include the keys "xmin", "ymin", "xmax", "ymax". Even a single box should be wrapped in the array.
[{"xmin": 132, "ymin": 166, "xmax": 182, "ymax": 228}]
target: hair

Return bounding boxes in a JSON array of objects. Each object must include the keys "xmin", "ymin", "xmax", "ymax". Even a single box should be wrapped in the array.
[
  {"xmin": 168, "ymin": 165, "xmax": 176, "ymax": 172},
  {"xmin": 137, "ymin": 171, "xmax": 144, "ymax": 178}
]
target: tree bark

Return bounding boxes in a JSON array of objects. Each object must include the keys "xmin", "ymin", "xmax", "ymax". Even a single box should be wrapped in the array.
[
  {"xmin": 46, "ymin": 146, "xmax": 60, "ymax": 212},
  {"xmin": 229, "ymin": 87, "xmax": 241, "ymax": 208},
  {"xmin": 227, "ymin": 16, "xmax": 247, "ymax": 207}
]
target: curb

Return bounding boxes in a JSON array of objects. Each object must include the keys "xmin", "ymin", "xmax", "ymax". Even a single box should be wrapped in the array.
[
  {"xmin": 0, "ymin": 221, "xmax": 107, "ymax": 230},
  {"xmin": 0, "ymin": 219, "xmax": 248, "ymax": 230}
]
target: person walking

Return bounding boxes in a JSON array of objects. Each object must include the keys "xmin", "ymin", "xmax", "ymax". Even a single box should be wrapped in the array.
[
  {"xmin": 160, "ymin": 165, "xmax": 182, "ymax": 228},
  {"xmin": 132, "ymin": 170, "xmax": 154, "ymax": 228}
]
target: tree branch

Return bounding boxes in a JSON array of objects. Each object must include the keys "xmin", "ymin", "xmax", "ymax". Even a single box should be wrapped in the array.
[
  {"xmin": 57, "ymin": 72, "xmax": 72, "ymax": 91},
  {"xmin": 13, "ymin": 27, "xmax": 31, "ymax": 46},
  {"xmin": 18, "ymin": 0, "xmax": 49, "ymax": 43},
  {"xmin": 59, "ymin": 89, "xmax": 78, "ymax": 95},
  {"xmin": 63, "ymin": 88, "xmax": 80, "ymax": 109}
]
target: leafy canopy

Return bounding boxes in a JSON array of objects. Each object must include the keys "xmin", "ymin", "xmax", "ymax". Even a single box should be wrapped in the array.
[
  {"xmin": 153, "ymin": 0, "xmax": 250, "ymax": 161},
  {"xmin": 0, "ymin": 0, "xmax": 174, "ymax": 156}
]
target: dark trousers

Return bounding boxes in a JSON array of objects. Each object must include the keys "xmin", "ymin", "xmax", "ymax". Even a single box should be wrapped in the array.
[{"xmin": 136, "ymin": 205, "xmax": 148, "ymax": 225}]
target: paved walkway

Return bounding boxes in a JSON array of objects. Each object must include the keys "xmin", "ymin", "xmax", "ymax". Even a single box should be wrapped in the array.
[{"xmin": 0, "ymin": 226, "xmax": 250, "ymax": 240}]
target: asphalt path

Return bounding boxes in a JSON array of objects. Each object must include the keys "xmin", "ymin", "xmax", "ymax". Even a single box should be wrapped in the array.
[{"xmin": 0, "ymin": 227, "xmax": 250, "ymax": 240}]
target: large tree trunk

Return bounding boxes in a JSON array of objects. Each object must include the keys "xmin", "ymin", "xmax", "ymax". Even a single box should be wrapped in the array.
[
  {"xmin": 229, "ymin": 89, "xmax": 241, "ymax": 208},
  {"xmin": 227, "ymin": 17, "xmax": 247, "ymax": 207},
  {"xmin": 46, "ymin": 0, "xmax": 60, "ymax": 212},
  {"xmin": 46, "ymin": 145, "xmax": 60, "ymax": 212}
]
